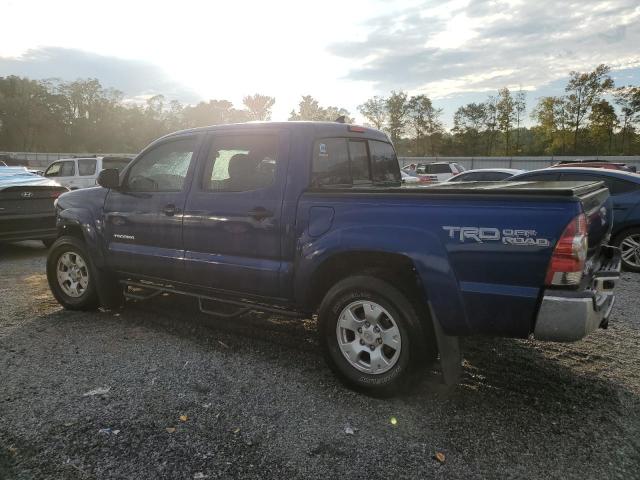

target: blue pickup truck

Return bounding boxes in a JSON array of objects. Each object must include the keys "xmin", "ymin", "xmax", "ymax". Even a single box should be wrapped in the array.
[{"xmin": 46, "ymin": 122, "xmax": 621, "ymax": 394}]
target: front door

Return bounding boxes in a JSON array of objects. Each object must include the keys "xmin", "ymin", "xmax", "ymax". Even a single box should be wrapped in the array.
[
  {"xmin": 103, "ymin": 134, "xmax": 200, "ymax": 280},
  {"xmin": 182, "ymin": 130, "xmax": 289, "ymax": 298}
]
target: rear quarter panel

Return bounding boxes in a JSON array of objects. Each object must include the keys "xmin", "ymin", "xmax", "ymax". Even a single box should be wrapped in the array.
[{"xmin": 296, "ymin": 192, "xmax": 581, "ymax": 337}]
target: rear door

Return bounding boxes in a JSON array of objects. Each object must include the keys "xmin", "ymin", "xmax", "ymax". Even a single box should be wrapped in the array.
[
  {"xmin": 181, "ymin": 129, "xmax": 289, "ymax": 298},
  {"xmin": 77, "ymin": 159, "xmax": 98, "ymax": 188},
  {"xmin": 103, "ymin": 134, "xmax": 201, "ymax": 280}
]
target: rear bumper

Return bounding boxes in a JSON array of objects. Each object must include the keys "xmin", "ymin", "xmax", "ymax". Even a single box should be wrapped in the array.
[{"xmin": 534, "ymin": 246, "xmax": 621, "ymax": 342}]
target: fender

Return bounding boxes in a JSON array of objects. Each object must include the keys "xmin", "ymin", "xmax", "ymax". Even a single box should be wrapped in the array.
[
  {"xmin": 55, "ymin": 188, "xmax": 109, "ymax": 268},
  {"xmin": 294, "ymin": 224, "xmax": 471, "ymax": 336}
]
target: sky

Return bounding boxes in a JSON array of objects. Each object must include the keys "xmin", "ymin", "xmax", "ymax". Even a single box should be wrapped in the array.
[{"xmin": 1, "ymin": 0, "xmax": 639, "ymax": 126}]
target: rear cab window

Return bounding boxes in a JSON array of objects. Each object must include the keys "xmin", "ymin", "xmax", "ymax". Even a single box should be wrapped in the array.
[{"xmin": 312, "ymin": 137, "xmax": 400, "ymax": 187}]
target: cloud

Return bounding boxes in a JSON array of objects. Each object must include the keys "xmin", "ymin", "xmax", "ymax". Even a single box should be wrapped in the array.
[
  {"xmin": 0, "ymin": 47, "xmax": 200, "ymax": 103},
  {"xmin": 329, "ymin": 0, "xmax": 640, "ymax": 98}
]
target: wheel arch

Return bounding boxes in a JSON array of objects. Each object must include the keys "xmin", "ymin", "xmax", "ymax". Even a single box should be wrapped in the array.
[
  {"xmin": 295, "ymin": 225, "xmax": 471, "ymax": 336},
  {"xmin": 56, "ymin": 208, "xmax": 106, "ymax": 267}
]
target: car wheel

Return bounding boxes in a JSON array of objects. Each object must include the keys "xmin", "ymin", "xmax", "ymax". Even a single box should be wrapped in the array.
[
  {"xmin": 46, "ymin": 236, "xmax": 99, "ymax": 310},
  {"xmin": 614, "ymin": 228, "xmax": 640, "ymax": 272},
  {"xmin": 318, "ymin": 275, "xmax": 431, "ymax": 396}
]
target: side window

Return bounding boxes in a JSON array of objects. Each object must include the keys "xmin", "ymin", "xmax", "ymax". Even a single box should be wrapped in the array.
[
  {"xmin": 312, "ymin": 138, "xmax": 350, "ymax": 186},
  {"xmin": 426, "ymin": 164, "xmax": 452, "ymax": 174},
  {"xmin": 44, "ymin": 162, "xmax": 62, "ymax": 177},
  {"xmin": 126, "ymin": 137, "xmax": 196, "ymax": 192},
  {"xmin": 202, "ymin": 134, "xmax": 278, "ymax": 192},
  {"xmin": 457, "ymin": 172, "xmax": 483, "ymax": 181},
  {"xmin": 369, "ymin": 140, "xmax": 400, "ymax": 184},
  {"xmin": 78, "ymin": 159, "xmax": 97, "ymax": 176},
  {"xmin": 348, "ymin": 140, "xmax": 371, "ymax": 184},
  {"xmin": 59, "ymin": 161, "xmax": 75, "ymax": 176},
  {"xmin": 517, "ymin": 172, "xmax": 559, "ymax": 182}
]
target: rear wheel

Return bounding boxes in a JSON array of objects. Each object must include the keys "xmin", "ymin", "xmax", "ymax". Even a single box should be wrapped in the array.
[
  {"xmin": 318, "ymin": 275, "xmax": 431, "ymax": 396},
  {"xmin": 47, "ymin": 236, "xmax": 99, "ymax": 310},
  {"xmin": 613, "ymin": 228, "xmax": 640, "ymax": 272}
]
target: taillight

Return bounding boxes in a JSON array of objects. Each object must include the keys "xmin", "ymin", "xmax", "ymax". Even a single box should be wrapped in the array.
[{"xmin": 545, "ymin": 213, "xmax": 588, "ymax": 286}]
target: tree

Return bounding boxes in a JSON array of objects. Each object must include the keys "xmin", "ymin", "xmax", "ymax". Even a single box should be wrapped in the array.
[
  {"xmin": 483, "ymin": 95, "xmax": 499, "ymax": 155},
  {"xmin": 564, "ymin": 64, "xmax": 614, "ymax": 152},
  {"xmin": 243, "ymin": 94, "xmax": 275, "ymax": 121},
  {"xmin": 513, "ymin": 90, "xmax": 526, "ymax": 154},
  {"xmin": 588, "ymin": 100, "xmax": 619, "ymax": 154},
  {"xmin": 358, "ymin": 96, "xmax": 387, "ymax": 129},
  {"xmin": 496, "ymin": 87, "xmax": 515, "ymax": 154},
  {"xmin": 182, "ymin": 99, "xmax": 248, "ymax": 128},
  {"xmin": 385, "ymin": 91, "xmax": 408, "ymax": 145},
  {"xmin": 531, "ymin": 96, "xmax": 570, "ymax": 154},
  {"xmin": 452, "ymin": 102, "xmax": 486, "ymax": 155},
  {"xmin": 407, "ymin": 94, "xmax": 443, "ymax": 155},
  {"xmin": 614, "ymin": 86, "xmax": 640, "ymax": 154},
  {"xmin": 288, "ymin": 95, "xmax": 353, "ymax": 122}
]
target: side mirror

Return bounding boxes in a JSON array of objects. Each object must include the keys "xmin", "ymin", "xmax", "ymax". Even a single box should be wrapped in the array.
[{"xmin": 97, "ymin": 169, "xmax": 120, "ymax": 189}]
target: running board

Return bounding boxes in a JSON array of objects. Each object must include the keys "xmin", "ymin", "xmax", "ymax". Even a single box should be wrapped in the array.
[{"xmin": 120, "ymin": 279, "xmax": 300, "ymax": 318}]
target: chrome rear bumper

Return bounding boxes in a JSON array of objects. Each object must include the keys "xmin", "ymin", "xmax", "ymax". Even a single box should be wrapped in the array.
[{"xmin": 534, "ymin": 246, "xmax": 621, "ymax": 342}]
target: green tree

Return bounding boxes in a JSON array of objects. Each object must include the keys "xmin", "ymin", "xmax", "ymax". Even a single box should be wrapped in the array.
[
  {"xmin": 513, "ymin": 89, "xmax": 526, "ymax": 154},
  {"xmin": 407, "ymin": 94, "xmax": 443, "ymax": 155},
  {"xmin": 564, "ymin": 64, "xmax": 614, "ymax": 152},
  {"xmin": 358, "ymin": 96, "xmax": 387, "ymax": 129},
  {"xmin": 496, "ymin": 87, "xmax": 515, "ymax": 154},
  {"xmin": 385, "ymin": 91, "xmax": 408, "ymax": 145},
  {"xmin": 243, "ymin": 94, "xmax": 275, "ymax": 121},
  {"xmin": 452, "ymin": 102, "xmax": 486, "ymax": 155},
  {"xmin": 614, "ymin": 86, "xmax": 640, "ymax": 154},
  {"xmin": 288, "ymin": 95, "xmax": 353, "ymax": 122},
  {"xmin": 588, "ymin": 100, "xmax": 619, "ymax": 154}
]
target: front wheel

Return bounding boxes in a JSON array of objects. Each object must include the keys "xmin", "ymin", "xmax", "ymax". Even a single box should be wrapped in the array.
[
  {"xmin": 318, "ymin": 275, "xmax": 431, "ymax": 396},
  {"xmin": 613, "ymin": 228, "xmax": 640, "ymax": 272},
  {"xmin": 46, "ymin": 236, "xmax": 99, "ymax": 310}
]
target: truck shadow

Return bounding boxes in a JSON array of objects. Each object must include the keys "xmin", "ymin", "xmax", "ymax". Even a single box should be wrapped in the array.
[{"xmin": 126, "ymin": 292, "xmax": 639, "ymax": 408}]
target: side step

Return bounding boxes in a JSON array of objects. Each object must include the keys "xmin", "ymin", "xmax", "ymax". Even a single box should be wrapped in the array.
[{"xmin": 120, "ymin": 279, "xmax": 301, "ymax": 319}]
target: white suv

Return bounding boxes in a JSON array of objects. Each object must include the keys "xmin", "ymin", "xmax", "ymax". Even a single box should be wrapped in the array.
[
  {"xmin": 44, "ymin": 156, "xmax": 132, "ymax": 189},
  {"xmin": 415, "ymin": 162, "xmax": 466, "ymax": 182}
]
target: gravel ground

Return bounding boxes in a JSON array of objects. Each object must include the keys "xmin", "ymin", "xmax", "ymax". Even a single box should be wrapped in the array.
[{"xmin": 1, "ymin": 241, "xmax": 639, "ymax": 479}]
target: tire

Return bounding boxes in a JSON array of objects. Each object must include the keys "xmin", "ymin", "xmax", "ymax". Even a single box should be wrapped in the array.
[
  {"xmin": 613, "ymin": 228, "xmax": 640, "ymax": 272},
  {"xmin": 42, "ymin": 238, "xmax": 55, "ymax": 249},
  {"xmin": 46, "ymin": 236, "xmax": 100, "ymax": 310},
  {"xmin": 318, "ymin": 275, "xmax": 432, "ymax": 396}
]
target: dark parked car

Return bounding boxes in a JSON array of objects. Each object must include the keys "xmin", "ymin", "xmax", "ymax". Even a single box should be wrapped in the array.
[
  {"xmin": 510, "ymin": 167, "xmax": 640, "ymax": 271},
  {"xmin": 551, "ymin": 159, "xmax": 637, "ymax": 173},
  {"xmin": 447, "ymin": 168, "xmax": 525, "ymax": 182},
  {"xmin": 0, "ymin": 167, "xmax": 68, "ymax": 246}
]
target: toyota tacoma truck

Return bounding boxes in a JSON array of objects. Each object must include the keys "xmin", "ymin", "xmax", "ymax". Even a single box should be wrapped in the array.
[{"xmin": 46, "ymin": 122, "xmax": 621, "ymax": 394}]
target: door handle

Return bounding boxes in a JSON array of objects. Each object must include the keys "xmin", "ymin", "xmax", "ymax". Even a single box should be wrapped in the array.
[
  {"xmin": 248, "ymin": 207, "xmax": 273, "ymax": 220},
  {"xmin": 162, "ymin": 204, "xmax": 179, "ymax": 216}
]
